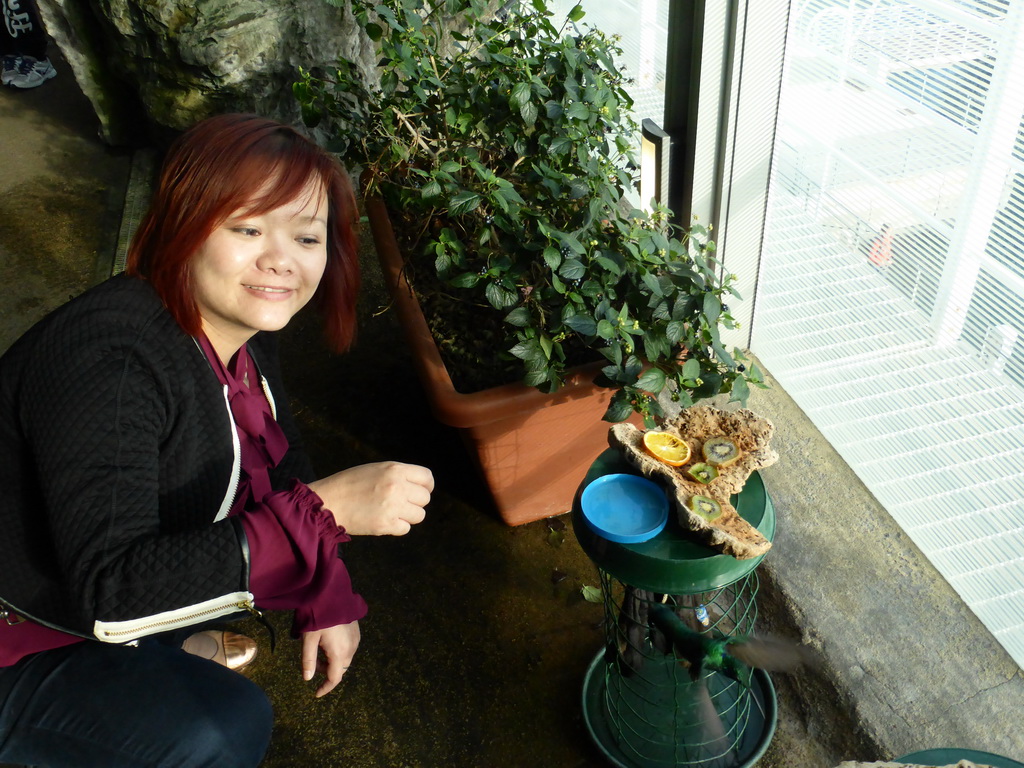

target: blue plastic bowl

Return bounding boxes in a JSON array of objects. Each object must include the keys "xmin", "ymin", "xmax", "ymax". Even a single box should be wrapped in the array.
[{"xmin": 580, "ymin": 474, "xmax": 669, "ymax": 544}]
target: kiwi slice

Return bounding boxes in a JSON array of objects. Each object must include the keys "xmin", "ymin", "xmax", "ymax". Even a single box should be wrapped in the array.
[
  {"xmin": 688, "ymin": 494, "xmax": 722, "ymax": 522},
  {"xmin": 687, "ymin": 462, "xmax": 719, "ymax": 484},
  {"xmin": 702, "ymin": 436, "xmax": 740, "ymax": 467}
]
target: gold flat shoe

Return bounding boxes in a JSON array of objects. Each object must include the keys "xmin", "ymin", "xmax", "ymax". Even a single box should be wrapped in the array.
[{"xmin": 182, "ymin": 630, "xmax": 258, "ymax": 672}]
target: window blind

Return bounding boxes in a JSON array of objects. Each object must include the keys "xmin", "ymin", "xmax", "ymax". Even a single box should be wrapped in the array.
[{"xmin": 754, "ymin": 0, "xmax": 1024, "ymax": 666}]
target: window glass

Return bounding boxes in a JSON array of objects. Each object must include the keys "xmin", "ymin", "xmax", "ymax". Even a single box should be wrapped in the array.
[{"xmin": 755, "ymin": 0, "xmax": 1024, "ymax": 666}]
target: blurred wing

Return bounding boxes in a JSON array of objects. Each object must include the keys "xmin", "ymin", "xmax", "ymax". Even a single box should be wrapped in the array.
[{"xmin": 726, "ymin": 636, "xmax": 814, "ymax": 672}]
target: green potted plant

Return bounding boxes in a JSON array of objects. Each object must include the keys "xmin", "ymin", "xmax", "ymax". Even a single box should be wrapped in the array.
[{"xmin": 295, "ymin": 0, "xmax": 766, "ymax": 524}]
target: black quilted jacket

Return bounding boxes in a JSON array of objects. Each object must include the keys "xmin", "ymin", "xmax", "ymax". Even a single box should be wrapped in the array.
[{"xmin": 0, "ymin": 273, "xmax": 315, "ymax": 641}]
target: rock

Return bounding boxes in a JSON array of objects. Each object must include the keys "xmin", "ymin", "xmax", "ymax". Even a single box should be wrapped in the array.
[
  {"xmin": 36, "ymin": 0, "xmax": 375, "ymax": 144},
  {"xmin": 608, "ymin": 405, "xmax": 779, "ymax": 559}
]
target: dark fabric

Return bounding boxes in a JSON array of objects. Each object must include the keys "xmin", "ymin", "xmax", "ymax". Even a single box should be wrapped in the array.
[
  {"xmin": 0, "ymin": 639, "xmax": 272, "ymax": 767},
  {"xmin": 1, "ymin": 0, "xmax": 48, "ymax": 60},
  {"xmin": 0, "ymin": 273, "xmax": 315, "ymax": 638}
]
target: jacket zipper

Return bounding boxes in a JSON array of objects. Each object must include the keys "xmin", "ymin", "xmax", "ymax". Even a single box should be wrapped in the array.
[{"xmin": 93, "ymin": 593, "xmax": 260, "ymax": 642}]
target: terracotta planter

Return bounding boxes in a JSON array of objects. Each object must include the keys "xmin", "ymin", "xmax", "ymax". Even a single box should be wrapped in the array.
[{"xmin": 365, "ymin": 194, "xmax": 638, "ymax": 525}]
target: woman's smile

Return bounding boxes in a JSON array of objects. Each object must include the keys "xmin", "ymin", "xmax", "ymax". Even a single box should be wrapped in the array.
[{"xmin": 244, "ymin": 284, "xmax": 295, "ymax": 296}]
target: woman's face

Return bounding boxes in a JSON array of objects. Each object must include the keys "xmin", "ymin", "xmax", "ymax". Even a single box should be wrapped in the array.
[{"xmin": 192, "ymin": 178, "xmax": 329, "ymax": 361}]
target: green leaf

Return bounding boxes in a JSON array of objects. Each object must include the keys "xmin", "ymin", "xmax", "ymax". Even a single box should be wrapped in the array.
[
  {"xmin": 603, "ymin": 393, "xmax": 634, "ymax": 423},
  {"xmin": 365, "ymin": 22, "xmax": 383, "ymax": 41},
  {"xmin": 636, "ymin": 367, "xmax": 667, "ymax": 394},
  {"xmin": 440, "ymin": 160, "xmax": 462, "ymax": 173},
  {"xmin": 567, "ymin": 101, "xmax": 590, "ymax": 120},
  {"xmin": 420, "ymin": 180, "xmax": 442, "ymax": 198},
  {"xmin": 491, "ymin": 193, "xmax": 509, "ymax": 214},
  {"xmin": 520, "ymin": 99, "xmax": 539, "ymax": 126},
  {"xmin": 558, "ymin": 232, "xmax": 586, "ymax": 254},
  {"xmin": 643, "ymin": 335, "xmax": 670, "ymax": 362},
  {"xmin": 641, "ymin": 272, "xmax": 663, "ymax": 296},
  {"xmin": 559, "ymin": 258, "xmax": 585, "ymax": 280},
  {"xmin": 567, "ymin": 178, "xmax": 589, "ymax": 199},
  {"xmin": 524, "ymin": 369, "xmax": 549, "ymax": 387},
  {"xmin": 449, "ymin": 190, "xmax": 482, "ymax": 215},
  {"xmin": 595, "ymin": 251, "xmax": 624, "ymax": 276},
  {"xmin": 504, "ymin": 306, "xmax": 531, "ymax": 326},
  {"xmin": 543, "ymin": 247, "xmax": 562, "ymax": 270},
  {"xmin": 299, "ymin": 103, "xmax": 322, "ymax": 128},
  {"xmin": 581, "ymin": 585, "xmax": 602, "ymax": 603},
  {"xmin": 510, "ymin": 81, "xmax": 531, "ymax": 108},
  {"xmin": 549, "ymin": 136, "xmax": 573, "ymax": 155},
  {"xmin": 568, "ymin": 4, "xmax": 586, "ymax": 22},
  {"xmin": 565, "ymin": 314, "xmax": 598, "ymax": 335},
  {"xmin": 703, "ymin": 290, "xmax": 721, "ymax": 320},
  {"xmin": 730, "ymin": 375, "xmax": 750, "ymax": 406},
  {"xmin": 485, "ymin": 282, "xmax": 519, "ymax": 309},
  {"xmin": 681, "ymin": 358, "xmax": 701, "ymax": 380},
  {"xmin": 691, "ymin": 371, "xmax": 723, "ymax": 400},
  {"xmin": 449, "ymin": 272, "xmax": 480, "ymax": 288},
  {"xmin": 652, "ymin": 299, "xmax": 671, "ymax": 322},
  {"xmin": 539, "ymin": 334, "xmax": 553, "ymax": 360},
  {"xmin": 511, "ymin": 340, "xmax": 541, "ymax": 362},
  {"xmin": 651, "ymin": 231, "xmax": 670, "ymax": 254},
  {"xmin": 597, "ymin": 319, "xmax": 615, "ymax": 339}
]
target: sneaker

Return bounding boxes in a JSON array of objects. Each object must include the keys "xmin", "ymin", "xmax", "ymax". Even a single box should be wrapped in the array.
[
  {"xmin": 1, "ymin": 55, "xmax": 21, "ymax": 86},
  {"xmin": 9, "ymin": 56, "xmax": 56, "ymax": 89}
]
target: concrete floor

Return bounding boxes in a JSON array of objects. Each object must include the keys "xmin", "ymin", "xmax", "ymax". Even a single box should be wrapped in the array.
[{"xmin": 6, "ymin": 49, "xmax": 1023, "ymax": 768}]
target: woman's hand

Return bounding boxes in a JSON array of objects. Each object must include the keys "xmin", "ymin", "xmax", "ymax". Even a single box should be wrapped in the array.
[
  {"xmin": 301, "ymin": 621, "xmax": 360, "ymax": 698},
  {"xmin": 308, "ymin": 461, "xmax": 433, "ymax": 536}
]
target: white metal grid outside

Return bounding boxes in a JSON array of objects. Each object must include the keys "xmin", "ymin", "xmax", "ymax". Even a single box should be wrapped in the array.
[{"xmin": 755, "ymin": 0, "xmax": 1024, "ymax": 667}]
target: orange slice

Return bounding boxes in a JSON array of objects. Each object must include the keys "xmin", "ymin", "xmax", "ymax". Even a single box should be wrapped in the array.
[{"xmin": 642, "ymin": 430, "xmax": 691, "ymax": 466}]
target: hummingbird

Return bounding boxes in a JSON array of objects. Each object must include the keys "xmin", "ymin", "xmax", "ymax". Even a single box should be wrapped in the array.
[
  {"xmin": 648, "ymin": 601, "xmax": 814, "ymax": 752},
  {"xmin": 648, "ymin": 602, "xmax": 812, "ymax": 681}
]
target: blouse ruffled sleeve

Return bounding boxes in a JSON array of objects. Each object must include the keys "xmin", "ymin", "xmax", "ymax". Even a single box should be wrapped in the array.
[{"xmin": 238, "ymin": 480, "xmax": 368, "ymax": 636}]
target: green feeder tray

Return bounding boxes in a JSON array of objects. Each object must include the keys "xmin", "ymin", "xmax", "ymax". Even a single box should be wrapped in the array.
[
  {"xmin": 897, "ymin": 749, "xmax": 1024, "ymax": 767},
  {"xmin": 582, "ymin": 650, "xmax": 778, "ymax": 768},
  {"xmin": 572, "ymin": 449, "xmax": 776, "ymax": 595}
]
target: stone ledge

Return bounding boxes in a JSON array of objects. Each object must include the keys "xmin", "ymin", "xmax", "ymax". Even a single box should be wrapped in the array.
[{"xmin": 745, "ymin": 360, "xmax": 1024, "ymax": 761}]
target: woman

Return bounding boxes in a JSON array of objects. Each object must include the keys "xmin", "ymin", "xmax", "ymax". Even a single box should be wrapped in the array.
[{"xmin": 0, "ymin": 113, "xmax": 432, "ymax": 767}]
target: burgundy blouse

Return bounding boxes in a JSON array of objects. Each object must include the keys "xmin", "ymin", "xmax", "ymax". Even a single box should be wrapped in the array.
[{"xmin": 0, "ymin": 337, "xmax": 366, "ymax": 667}]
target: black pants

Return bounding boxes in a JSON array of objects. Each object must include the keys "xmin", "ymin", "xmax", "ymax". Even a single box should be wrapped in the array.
[
  {"xmin": 1, "ymin": 0, "xmax": 47, "ymax": 59},
  {"xmin": 0, "ymin": 639, "xmax": 274, "ymax": 767}
]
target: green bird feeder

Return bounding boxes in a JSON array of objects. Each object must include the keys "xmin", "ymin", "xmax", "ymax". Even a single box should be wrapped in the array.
[{"xmin": 573, "ymin": 449, "xmax": 779, "ymax": 768}]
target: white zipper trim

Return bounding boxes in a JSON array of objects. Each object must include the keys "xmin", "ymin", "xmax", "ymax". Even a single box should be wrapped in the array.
[
  {"xmin": 92, "ymin": 591, "xmax": 255, "ymax": 643},
  {"xmin": 259, "ymin": 375, "xmax": 278, "ymax": 420},
  {"xmin": 214, "ymin": 383, "xmax": 242, "ymax": 522}
]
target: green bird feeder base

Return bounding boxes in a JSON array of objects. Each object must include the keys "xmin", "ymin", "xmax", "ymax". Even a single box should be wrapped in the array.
[
  {"xmin": 582, "ymin": 650, "xmax": 778, "ymax": 768},
  {"xmin": 574, "ymin": 449, "xmax": 779, "ymax": 768},
  {"xmin": 897, "ymin": 749, "xmax": 1024, "ymax": 767}
]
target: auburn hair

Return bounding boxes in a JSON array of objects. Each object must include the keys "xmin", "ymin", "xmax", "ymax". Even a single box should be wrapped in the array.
[{"xmin": 126, "ymin": 113, "xmax": 360, "ymax": 352}]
